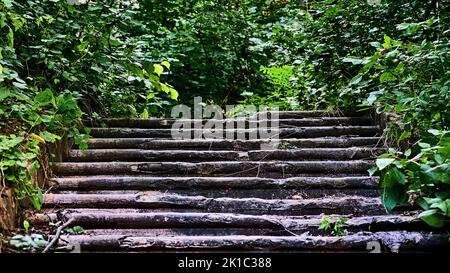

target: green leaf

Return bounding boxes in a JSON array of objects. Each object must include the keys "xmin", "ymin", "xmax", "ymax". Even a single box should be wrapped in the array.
[
  {"xmin": 169, "ymin": 88, "xmax": 179, "ymax": 100},
  {"xmin": 425, "ymin": 164, "xmax": 450, "ymax": 184},
  {"xmin": 369, "ymin": 41, "xmax": 380, "ymax": 48},
  {"xmin": 376, "ymin": 158, "xmax": 395, "ymax": 170},
  {"xmin": 427, "ymin": 129, "xmax": 441, "ymax": 136},
  {"xmin": 368, "ymin": 166, "xmax": 378, "ymax": 176},
  {"xmin": 0, "ymin": 86, "xmax": 10, "ymax": 101},
  {"xmin": 7, "ymin": 27, "xmax": 14, "ymax": 48},
  {"xmin": 389, "ymin": 167, "xmax": 407, "ymax": 185},
  {"xmin": 381, "ymin": 186, "xmax": 401, "ymax": 213},
  {"xmin": 434, "ymin": 154, "xmax": 445, "ymax": 164},
  {"xmin": 160, "ymin": 83, "xmax": 170, "ymax": 94},
  {"xmin": 418, "ymin": 209, "xmax": 445, "ymax": 228},
  {"xmin": 397, "ymin": 23, "xmax": 420, "ymax": 35},
  {"xmin": 417, "ymin": 197, "xmax": 430, "ymax": 210},
  {"xmin": 39, "ymin": 131, "xmax": 61, "ymax": 143},
  {"xmin": 2, "ymin": 0, "xmax": 13, "ymax": 8},
  {"xmin": 318, "ymin": 217, "xmax": 330, "ymax": 231},
  {"xmin": 34, "ymin": 89, "xmax": 54, "ymax": 106},
  {"xmin": 349, "ymin": 75, "xmax": 362, "ymax": 86},
  {"xmin": 12, "ymin": 81, "xmax": 27, "ymax": 90},
  {"xmin": 381, "ymin": 184, "xmax": 406, "ymax": 213},
  {"xmin": 161, "ymin": 61, "xmax": 170, "ymax": 70},
  {"xmin": 404, "ymin": 149, "xmax": 411, "ymax": 157},
  {"xmin": 398, "ymin": 131, "xmax": 411, "ymax": 141},
  {"xmin": 23, "ymin": 220, "xmax": 30, "ymax": 233},
  {"xmin": 382, "ymin": 34, "xmax": 392, "ymax": 49},
  {"xmin": 140, "ymin": 109, "xmax": 149, "ymax": 119},
  {"xmin": 153, "ymin": 64, "xmax": 164, "ymax": 76},
  {"xmin": 342, "ymin": 57, "xmax": 363, "ymax": 65},
  {"xmin": 76, "ymin": 40, "xmax": 89, "ymax": 52},
  {"xmin": 430, "ymin": 200, "xmax": 447, "ymax": 214},
  {"xmin": 418, "ymin": 142, "xmax": 431, "ymax": 149},
  {"xmin": 67, "ymin": 226, "xmax": 84, "ymax": 234},
  {"xmin": 366, "ymin": 92, "xmax": 378, "ymax": 105},
  {"xmin": 29, "ymin": 187, "xmax": 43, "ymax": 210},
  {"xmin": 380, "ymin": 72, "xmax": 396, "ymax": 82}
]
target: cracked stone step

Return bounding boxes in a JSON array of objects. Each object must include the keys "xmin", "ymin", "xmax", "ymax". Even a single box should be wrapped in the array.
[
  {"xmin": 52, "ymin": 176, "xmax": 379, "ymax": 191},
  {"xmin": 89, "ymin": 126, "xmax": 380, "ymax": 138},
  {"xmin": 51, "ymin": 189, "xmax": 380, "ymax": 199},
  {"xmin": 53, "ymin": 161, "xmax": 374, "ymax": 176},
  {"xmin": 53, "ymin": 232, "xmax": 450, "ymax": 252},
  {"xmin": 257, "ymin": 110, "xmax": 372, "ymax": 119},
  {"xmin": 66, "ymin": 148, "xmax": 385, "ymax": 162},
  {"xmin": 42, "ymin": 193, "xmax": 384, "ymax": 215},
  {"xmin": 65, "ymin": 228, "xmax": 303, "ymax": 237},
  {"xmin": 66, "ymin": 150, "xmax": 246, "ymax": 162},
  {"xmin": 86, "ymin": 117, "xmax": 374, "ymax": 128},
  {"xmin": 86, "ymin": 137, "xmax": 383, "ymax": 150},
  {"xmin": 29, "ymin": 211, "xmax": 426, "ymax": 232}
]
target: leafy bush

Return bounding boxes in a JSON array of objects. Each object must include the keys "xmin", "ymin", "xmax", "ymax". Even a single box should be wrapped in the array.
[
  {"xmin": 258, "ymin": 0, "xmax": 449, "ymax": 227},
  {"xmin": 370, "ymin": 130, "xmax": 450, "ymax": 227},
  {"xmin": 1, "ymin": 0, "xmax": 178, "ymax": 207},
  {"xmin": 318, "ymin": 216, "xmax": 348, "ymax": 237},
  {"xmin": 334, "ymin": 2, "xmax": 449, "ymax": 226},
  {"xmin": 239, "ymin": 65, "xmax": 300, "ymax": 110},
  {"xmin": 0, "ymin": 86, "xmax": 89, "ymax": 209}
]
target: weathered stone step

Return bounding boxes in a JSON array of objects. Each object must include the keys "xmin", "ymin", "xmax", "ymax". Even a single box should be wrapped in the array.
[
  {"xmin": 43, "ymin": 193, "xmax": 383, "ymax": 215},
  {"xmin": 86, "ymin": 137, "xmax": 382, "ymax": 150},
  {"xmin": 68, "ymin": 228, "xmax": 303, "ymax": 237},
  {"xmin": 53, "ymin": 232, "xmax": 449, "ymax": 252},
  {"xmin": 249, "ymin": 148, "xmax": 383, "ymax": 161},
  {"xmin": 257, "ymin": 110, "xmax": 372, "ymax": 119},
  {"xmin": 87, "ymin": 117, "xmax": 374, "ymax": 128},
  {"xmin": 89, "ymin": 126, "xmax": 380, "ymax": 139},
  {"xmin": 53, "ymin": 189, "xmax": 380, "ymax": 199},
  {"xmin": 66, "ymin": 148, "xmax": 384, "ymax": 162},
  {"xmin": 67, "ymin": 150, "xmax": 245, "ymax": 162},
  {"xmin": 53, "ymin": 176, "xmax": 379, "ymax": 190},
  {"xmin": 53, "ymin": 160, "xmax": 373, "ymax": 176},
  {"xmin": 29, "ymin": 211, "xmax": 423, "ymax": 231}
]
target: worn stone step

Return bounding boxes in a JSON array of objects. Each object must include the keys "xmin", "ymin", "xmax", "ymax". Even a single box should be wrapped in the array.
[
  {"xmin": 53, "ymin": 176, "xmax": 379, "ymax": 191},
  {"xmin": 29, "ymin": 211, "xmax": 424, "ymax": 231},
  {"xmin": 66, "ymin": 150, "xmax": 245, "ymax": 162},
  {"xmin": 42, "ymin": 193, "xmax": 383, "ymax": 215},
  {"xmin": 249, "ymin": 148, "xmax": 384, "ymax": 161},
  {"xmin": 53, "ymin": 232, "xmax": 449, "ymax": 252},
  {"xmin": 89, "ymin": 126, "xmax": 380, "ymax": 139},
  {"xmin": 69, "ymin": 228, "xmax": 302, "ymax": 237},
  {"xmin": 86, "ymin": 137, "xmax": 383, "ymax": 150},
  {"xmin": 53, "ymin": 160, "xmax": 374, "ymax": 176},
  {"xmin": 66, "ymin": 148, "xmax": 384, "ymax": 162},
  {"xmin": 257, "ymin": 110, "xmax": 372, "ymax": 119},
  {"xmin": 52, "ymin": 189, "xmax": 380, "ymax": 200},
  {"xmin": 87, "ymin": 117, "xmax": 374, "ymax": 128}
]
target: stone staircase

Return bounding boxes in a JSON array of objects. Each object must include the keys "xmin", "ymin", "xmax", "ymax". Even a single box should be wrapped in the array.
[{"xmin": 28, "ymin": 111, "xmax": 449, "ymax": 252}]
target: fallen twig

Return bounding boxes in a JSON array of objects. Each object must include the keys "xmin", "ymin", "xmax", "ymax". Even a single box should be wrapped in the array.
[{"xmin": 42, "ymin": 218, "xmax": 74, "ymax": 253}]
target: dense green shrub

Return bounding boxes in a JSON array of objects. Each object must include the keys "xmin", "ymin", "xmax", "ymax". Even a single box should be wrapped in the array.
[
  {"xmin": 272, "ymin": 0, "xmax": 449, "ymax": 225},
  {"xmin": 0, "ymin": 0, "xmax": 178, "ymax": 208},
  {"xmin": 137, "ymin": 0, "xmax": 306, "ymax": 106}
]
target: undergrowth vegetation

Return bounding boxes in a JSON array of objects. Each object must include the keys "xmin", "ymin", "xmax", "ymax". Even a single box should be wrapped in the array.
[
  {"xmin": 0, "ymin": 0, "xmax": 177, "ymax": 209},
  {"xmin": 0, "ymin": 0, "xmax": 449, "ymax": 228}
]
